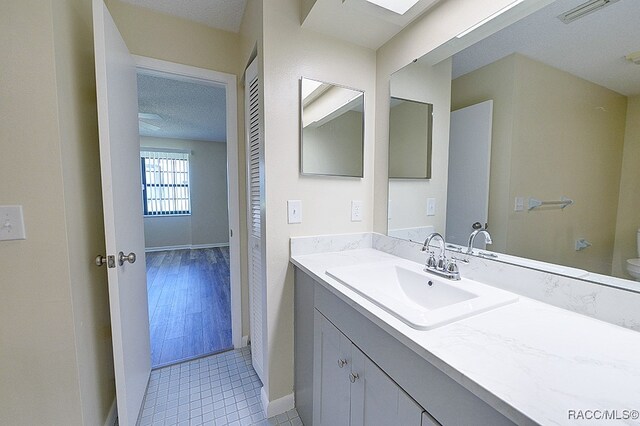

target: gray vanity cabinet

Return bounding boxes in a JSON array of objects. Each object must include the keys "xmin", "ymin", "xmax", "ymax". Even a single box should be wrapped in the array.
[
  {"xmin": 294, "ymin": 267, "xmax": 514, "ymax": 426},
  {"xmin": 313, "ymin": 311, "xmax": 424, "ymax": 426}
]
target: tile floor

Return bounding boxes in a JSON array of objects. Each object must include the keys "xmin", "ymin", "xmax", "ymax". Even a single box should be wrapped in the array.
[{"xmin": 137, "ymin": 346, "xmax": 302, "ymax": 426}]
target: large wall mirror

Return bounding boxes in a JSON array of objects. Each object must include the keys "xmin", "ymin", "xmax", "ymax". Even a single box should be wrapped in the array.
[
  {"xmin": 387, "ymin": 0, "xmax": 640, "ymax": 288},
  {"xmin": 300, "ymin": 78, "xmax": 364, "ymax": 177}
]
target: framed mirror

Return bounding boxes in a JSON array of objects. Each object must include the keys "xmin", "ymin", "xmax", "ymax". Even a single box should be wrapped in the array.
[
  {"xmin": 386, "ymin": 0, "xmax": 640, "ymax": 288},
  {"xmin": 300, "ymin": 78, "xmax": 364, "ymax": 177},
  {"xmin": 388, "ymin": 97, "xmax": 433, "ymax": 179}
]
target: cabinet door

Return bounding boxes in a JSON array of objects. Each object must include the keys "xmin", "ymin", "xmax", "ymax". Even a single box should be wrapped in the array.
[
  {"xmin": 313, "ymin": 311, "xmax": 352, "ymax": 426},
  {"xmin": 350, "ymin": 345, "xmax": 423, "ymax": 426}
]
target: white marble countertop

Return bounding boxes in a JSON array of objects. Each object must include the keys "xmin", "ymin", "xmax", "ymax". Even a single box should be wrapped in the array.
[{"xmin": 291, "ymin": 248, "xmax": 640, "ymax": 426}]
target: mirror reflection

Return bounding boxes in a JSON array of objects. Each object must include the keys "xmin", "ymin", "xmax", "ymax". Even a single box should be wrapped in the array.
[
  {"xmin": 389, "ymin": 97, "xmax": 433, "ymax": 179},
  {"xmin": 387, "ymin": 0, "xmax": 640, "ymax": 282},
  {"xmin": 300, "ymin": 78, "xmax": 364, "ymax": 177}
]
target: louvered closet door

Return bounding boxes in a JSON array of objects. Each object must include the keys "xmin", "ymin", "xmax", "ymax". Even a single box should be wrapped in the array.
[{"xmin": 245, "ymin": 58, "xmax": 265, "ymax": 382}]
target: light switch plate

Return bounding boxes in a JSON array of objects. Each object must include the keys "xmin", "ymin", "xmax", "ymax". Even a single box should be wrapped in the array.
[
  {"xmin": 0, "ymin": 205, "xmax": 26, "ymax": 241},
  {"xmin": 351, "ymin": 200, "xmax": 363, "ymax": 222},
  {"xmin": 426, "ymin": 198, "xmax": 436, "ymax": 216},
  {"xmin": 514, "ymin": 197, "xmax": 524, "ymax": 212},
  {"xmin": 287, "ymin": 200, "xmax": 302, "ymax": 224}
]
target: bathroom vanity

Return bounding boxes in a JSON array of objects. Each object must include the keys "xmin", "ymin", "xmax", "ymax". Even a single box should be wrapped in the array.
[{"xmin": 291, "ymin": 234, "xmax": 640, "ymax": 426}]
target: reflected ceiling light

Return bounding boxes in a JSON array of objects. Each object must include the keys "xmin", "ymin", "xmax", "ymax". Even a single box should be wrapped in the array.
[
  {"xmin": 558, "ymin": 0, "xmax": 619, "ymax": 24},
  {"xmin": 456, "ymin": 0, "xmax": 525, "ymax": 38},
  {"xmin": 364, "ymin": 0, "xmax": 420, "ymax": 15}
]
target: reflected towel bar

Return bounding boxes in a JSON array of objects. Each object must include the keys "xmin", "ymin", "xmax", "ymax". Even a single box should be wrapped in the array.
[{"xmin": 528, "ymin": 196, "xmax": 573, "ymax": 210}]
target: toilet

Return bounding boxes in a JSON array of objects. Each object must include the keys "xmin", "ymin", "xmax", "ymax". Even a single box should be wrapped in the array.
[{"xmin": 626, "ymin": 229, "xmax": 640, "ymax": 281}]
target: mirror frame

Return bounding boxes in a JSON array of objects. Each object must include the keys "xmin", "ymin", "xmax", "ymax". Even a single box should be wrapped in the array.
[{"xmin": 299, "ymin": 77, "xmax": 365, "ymax": 178}]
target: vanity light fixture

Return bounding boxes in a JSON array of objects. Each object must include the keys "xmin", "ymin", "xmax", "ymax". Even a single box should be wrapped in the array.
[
  {"xmin": 455, "ymin": 0, "xmax": 525, "ymax": 38},
  {"xmin": 558, "ymin": 0, "xmax": 619, "ymax": 24},
  {"xmin": 363, "ymin": 0, "xmax": 420, "ymax": 15}
]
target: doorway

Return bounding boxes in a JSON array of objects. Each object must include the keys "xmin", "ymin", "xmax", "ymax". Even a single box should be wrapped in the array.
[{"xmin": 134, "ymin": 56, "xmax": 242, "ymax": 368}]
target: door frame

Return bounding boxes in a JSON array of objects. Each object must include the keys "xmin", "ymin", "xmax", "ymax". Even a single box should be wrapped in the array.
[{"xmin": 134, "ymin": 55, "xmax": 243, "ymax": 349}]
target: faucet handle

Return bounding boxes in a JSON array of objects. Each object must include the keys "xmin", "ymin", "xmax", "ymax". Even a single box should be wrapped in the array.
[
  {"xmin": 446, "ymin": 259, "xmax": 459, "ymax": 274},
  {"xmin": 426, "ymin": 253, "xmax": 437, "ymax": 268}
]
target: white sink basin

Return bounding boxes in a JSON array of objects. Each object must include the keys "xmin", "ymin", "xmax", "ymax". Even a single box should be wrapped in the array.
[{"xmin": 326, "ymin": 259, "xmax": 518, "ymax": 330}]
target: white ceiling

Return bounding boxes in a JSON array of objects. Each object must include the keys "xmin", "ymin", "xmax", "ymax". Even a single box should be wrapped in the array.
[
  {"xmin": 452, "ymin": 0, "xmax": 640, "ymax": 95},
  {"xmin": 302, "ymin": 0, "xmax": 441, "ymax": 50},
  {"xmin": 137, "ymin": 73, "xmax": 227, "ymax": 142},
  {"xmin": 118, "ymin": 0, "xmax": 248, "ymax": 33}
]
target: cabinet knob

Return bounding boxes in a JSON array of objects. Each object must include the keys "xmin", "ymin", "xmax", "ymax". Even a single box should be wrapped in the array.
[
  {"xmin": 349, "ymin": 372, "xmax": 359, "ymax": 383},
  {"xmin": 338, "ymin": 359, "xmax": 348, "ymax": 368}
]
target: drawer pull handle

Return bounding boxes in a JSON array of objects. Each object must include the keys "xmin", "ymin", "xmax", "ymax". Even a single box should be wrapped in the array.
[
  {"xmin": 338, "ymin": 359, "xmax": 348, "ymax": 368},
  {"xmin": 349, "ymin": 372, "xmax": 359, "ymax": 383}
]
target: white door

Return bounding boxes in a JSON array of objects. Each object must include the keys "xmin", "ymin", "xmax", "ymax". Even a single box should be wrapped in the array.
[
  {"xmin": 93, "ymin": 1, "xmax": 151, "ymax": 425},
  {"xmin": 446, "ymin": 101, "xmax": 493, "ymax": 248},
  {"xmin": 245, "ymin": 58, "xmax": 267, "ymax": 382}
]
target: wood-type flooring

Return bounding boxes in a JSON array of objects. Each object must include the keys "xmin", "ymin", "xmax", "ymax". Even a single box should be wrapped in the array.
[{"xmin": 146, "ymin": 248, "xmax": 232, "ymax": 368}]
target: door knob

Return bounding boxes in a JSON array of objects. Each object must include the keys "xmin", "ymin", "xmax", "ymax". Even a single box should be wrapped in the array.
[
  {"xmin": 338, "ymin": 359, "xmax": 348, "ymax": 368},
  {"xmin": 349, "ymin": 372, "xmax": 359, "ymax": 383},
  {"xmin": 118, "ymin": 251, "xmax": 136, "ymax": 266},
  {"xmin": 95, "ymin": 254, "xmax": 115, "ymax": 268}
]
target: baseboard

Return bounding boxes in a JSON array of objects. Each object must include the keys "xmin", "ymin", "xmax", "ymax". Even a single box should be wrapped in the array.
[
  {"xmin": 145, "ymin": 243, "xmax": 229, "ymax": 252},
  {"xmin": 241, "ymin": 335, "xmax": 249, "ymax": 347},
  {"xmin": 260, "ymin": 387, "xmax": 295, "ymax": 419},
  {"xmin": 104, "ymin": 398, "xmax": 117, "ymax": 426}
]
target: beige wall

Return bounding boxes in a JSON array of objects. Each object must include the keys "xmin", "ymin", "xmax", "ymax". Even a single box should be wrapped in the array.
[
  {"xmin": 453, "ymin": 54, "xmax": 627, "ymax": 274},
  {"xmin": 261, "ymin": 0, "xmax": 376, "ymax": 402},
  {"xmin": 140, "ymin": 137, "xmax": 230, "ymax": 250},
  {"xmin": 388, "ymin": 59, "xmax": 452, "ymax": 236},
  {"xmin": 612, "ymin": 96, "xmax": 640, "ymax": 277},
  {"xmin": 1, "ymin": 0, "xmax": 114, "ymax": 424},
  {"xmin": 451, "ymin": 54, "xmax": 517, "ymax": 253}
]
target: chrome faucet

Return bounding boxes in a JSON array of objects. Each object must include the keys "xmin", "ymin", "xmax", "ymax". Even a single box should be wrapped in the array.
[
  {"xmin": 467, "ymin": 229, "xmax": 493, "ymax": 254},
  {"xmin": 421, "ymin": 232, "xmax": 460, "ymax": 280}
]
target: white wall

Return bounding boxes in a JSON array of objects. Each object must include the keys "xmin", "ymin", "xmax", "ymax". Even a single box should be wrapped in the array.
[
  {"xmin": 261, "ymin": 0, "xmax": 376, "ymax": 403},
  {"xmin": 388, "ymin": 59, "xmax": 452, "ymax": 236},
  {"xmin": 140, "ymin": 137, "xmax": 229, "ymax": 250}
]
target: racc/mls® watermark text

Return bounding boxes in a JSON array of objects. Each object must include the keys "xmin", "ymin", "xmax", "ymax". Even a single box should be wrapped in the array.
[{"xmin": 568, "ymin": 409, "xmax": 639, "ymax": 421}]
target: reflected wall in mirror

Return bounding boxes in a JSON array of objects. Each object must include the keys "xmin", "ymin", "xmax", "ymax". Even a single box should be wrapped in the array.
[
  {"xmin": 387, "ymin": 0, "xmax": 640, "ymax": 284},
  {"xmin": 389, "ymin": 97, "xmax": 433, "ymax": 179},
  {"xmin": 300, "ymin": 78, "xmax": 364, "ymax": 177}
]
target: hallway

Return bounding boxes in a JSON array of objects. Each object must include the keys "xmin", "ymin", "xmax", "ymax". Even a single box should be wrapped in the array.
[{"xmin": 146, "ymin": 248, "xmax": 233, "ymax": 368}]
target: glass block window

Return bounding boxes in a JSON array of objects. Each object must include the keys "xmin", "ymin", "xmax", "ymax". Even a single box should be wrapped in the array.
[{"xmin": 140, "ymin": 150, "xmax": 191, "ymax": 216}]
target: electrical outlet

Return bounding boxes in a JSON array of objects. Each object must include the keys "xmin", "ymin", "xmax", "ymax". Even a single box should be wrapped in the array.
[
  {"xmin": 287, "ymin": 200, "xmax": 302, "ymax": 224},
  {"xmin": 426, "ymin": 198, "xmax": 436, "ymax": 216},
  {"xmin": 351, "ymin": 200, "xmax": 363, "ymax": 222},
  {"xmin": 0, "ymin": 205, "xmax": 26, "ymax": 241}
]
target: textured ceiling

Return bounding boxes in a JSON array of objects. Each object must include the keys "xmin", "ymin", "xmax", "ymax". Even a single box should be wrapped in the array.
[
  {"xmin": 452, "ymin": 0, "xmax": 640, "ymax": 95},
  {"xmin": 119, "ymin": 0, "xmax": 247, "ymax": 33},
  {"xmin": 137, "ymin": 73, "xmax": 227, "ymax": 142}
]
